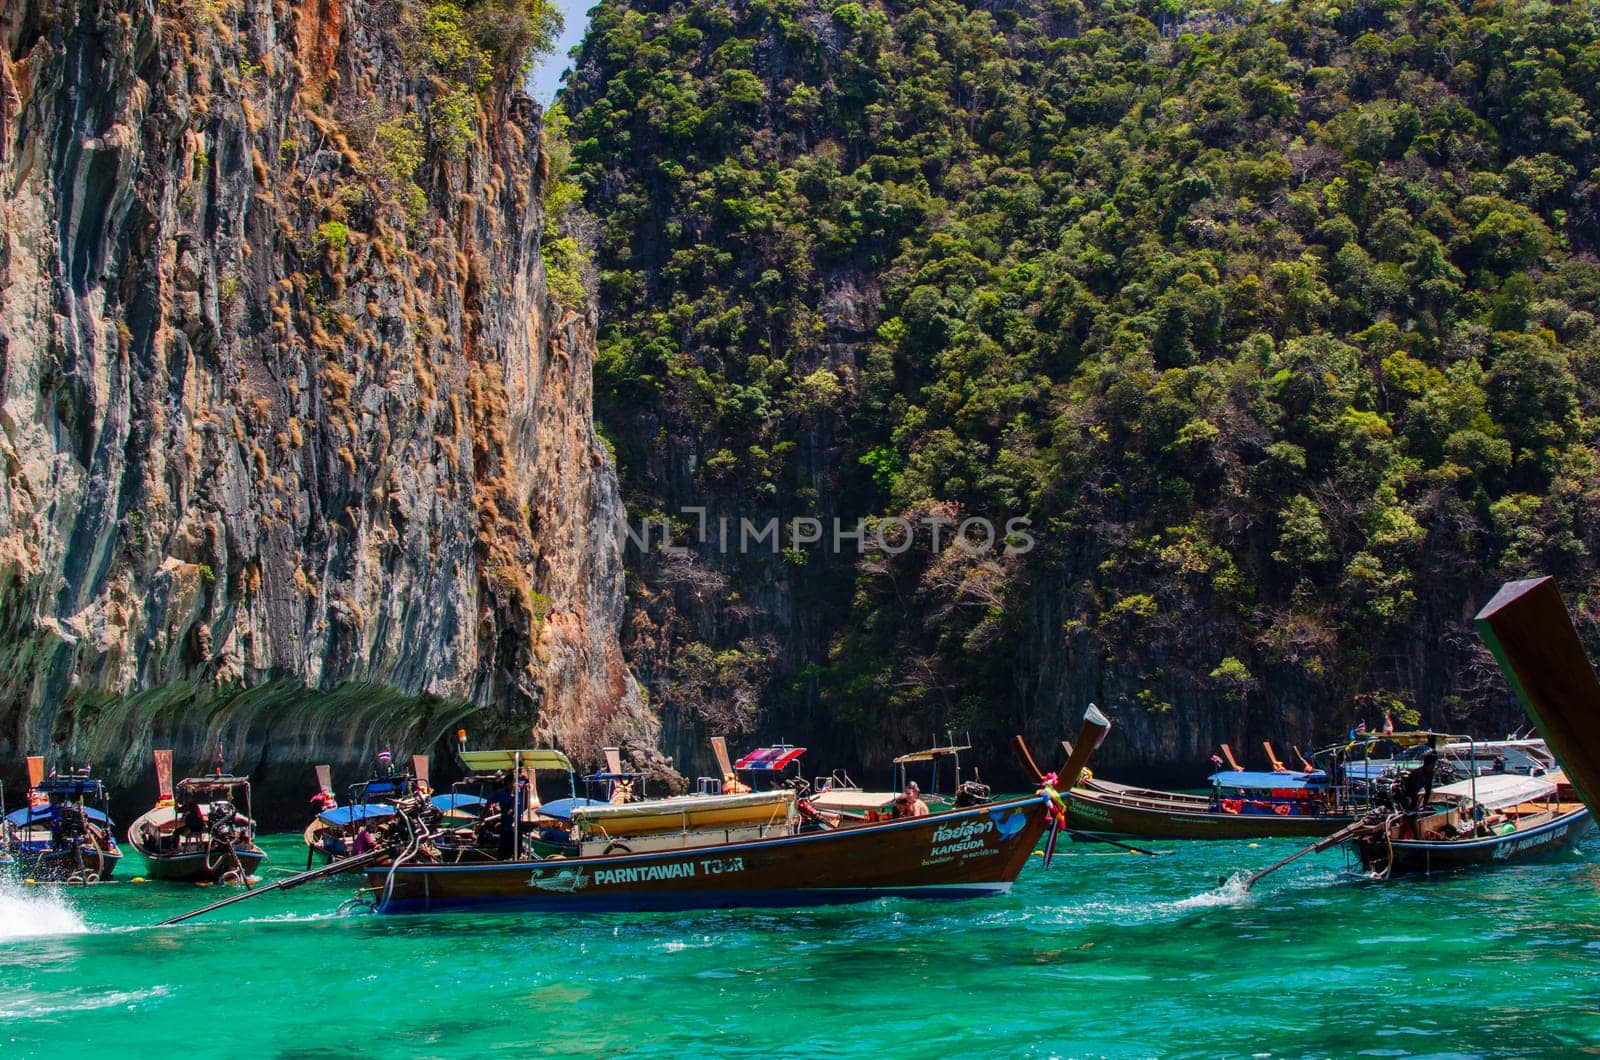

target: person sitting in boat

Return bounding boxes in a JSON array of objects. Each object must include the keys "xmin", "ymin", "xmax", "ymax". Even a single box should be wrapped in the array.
[
  {"xmin": 352, "ymin": 825, "xmax": 376, "ymax": 856},
  {"xmin": 722, "ymin": 772, "xmax": 751, "ymax": 794},
  {"xmin": 610, "ymin": 779, "xmax": 635, "ymax": 805},
  {"xmin": 178, "ymin": 798, "xmax": 208, "ymax": 842},
  {"xmin": 895, "ymin": 782, "xmax": 930, "ymax": 818}
]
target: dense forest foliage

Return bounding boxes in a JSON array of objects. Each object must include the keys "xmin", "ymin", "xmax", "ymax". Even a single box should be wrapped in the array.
[{"xmin": 556, "ymin": 0, "xmax": 1600, "ymax": 765}]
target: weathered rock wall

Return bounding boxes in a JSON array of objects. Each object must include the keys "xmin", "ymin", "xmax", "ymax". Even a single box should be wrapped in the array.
[{"xmin": 0, "ymin": 0, "xmax": 667, "ymax": 792}]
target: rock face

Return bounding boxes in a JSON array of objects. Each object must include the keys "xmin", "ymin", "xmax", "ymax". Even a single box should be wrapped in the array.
[{"xmin": 0, "ymin": 0, "xmax": 666, "ymax": 792}]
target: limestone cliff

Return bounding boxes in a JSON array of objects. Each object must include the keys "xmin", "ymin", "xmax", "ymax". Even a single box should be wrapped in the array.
[{"xmin": 0, "ymin": 0, "xmax": 667, "ymax": 790}]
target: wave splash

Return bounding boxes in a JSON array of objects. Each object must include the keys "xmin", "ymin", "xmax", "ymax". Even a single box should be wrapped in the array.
[
  {"xmin": 0, "ymin": 879, "xmax": 91, "ymax": 940},
  {"xmin": 1167, "ymin": 872, "xmax": 1254, "ymax": 911}
]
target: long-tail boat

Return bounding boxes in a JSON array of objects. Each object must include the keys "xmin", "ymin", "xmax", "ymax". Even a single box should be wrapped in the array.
[
  {"xmin": 127, "ymin": 750, "xmax": 267, "ymax": 884},
  {"xmin": 1474, "ymin": 576, "xmax": 1600, "ymax": 818},
  {"xmin": 4, "ymin": 757, "xmax": 123, "ymax": 882},
  {"xmin": 1349, "ymin": 770, "xmax": 1591, "ymax": 877},
  {"xmin": 304, "ymin": 753, "xmax": 461, "ymax": 862},
  {"xmin": 350, "ymin": 708, "xmax": 1112, "ymax": 915},
  {"xmin": 1063, "ymin": 739, "xmax": 1357, "ymax": 840},
  {"xmin": 1240, "ymin": 592, "xmax": 1598, "ymax": 889}
]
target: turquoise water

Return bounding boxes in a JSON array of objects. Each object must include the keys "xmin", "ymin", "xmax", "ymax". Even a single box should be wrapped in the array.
[{"xmin": 4, "ymin": 831, "xmax": 1599, "ymax": 1057}]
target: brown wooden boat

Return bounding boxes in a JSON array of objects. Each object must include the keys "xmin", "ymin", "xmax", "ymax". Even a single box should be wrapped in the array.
[
  {"xmin": 1065, "ymin": 775, "xmax": 1355, "ymax": 840},
  {"xmin": 5, "ymin": 758, "xmax": 123, "ymax": 882},
  {"xmin": 365, "ymin": 794, "xmax": 1052, "ymax": 913},
  {"xmin": 1350, "ymin": 772, "xmax": 1591, "ymax": 877},
  {"xmin": 1475, "ymin": 576, "xmax": 1600, "ymax": 817},
  {"xmin": 127, "ymin": 752, "xmax": 266, "ymax": 884},
  {"xmin": 355, "ymin": 709, "xmax": 1112, "ymax": 915}
]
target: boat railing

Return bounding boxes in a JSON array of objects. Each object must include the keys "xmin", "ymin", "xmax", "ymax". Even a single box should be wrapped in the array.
[{"xmin": 813, "ymin": 769, "xmax": 860, "ymax": 794}]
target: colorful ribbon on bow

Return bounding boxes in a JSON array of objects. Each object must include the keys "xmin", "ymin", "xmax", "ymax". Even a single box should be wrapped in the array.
[{"xmin": 1038, "ymin": 772, "xmax": 1069, "ymax": 868}]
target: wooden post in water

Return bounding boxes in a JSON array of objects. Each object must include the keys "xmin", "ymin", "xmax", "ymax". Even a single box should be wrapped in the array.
[{"xmin": 1474, "ymin": 576, "xmax": 1600, "ymax": 816}]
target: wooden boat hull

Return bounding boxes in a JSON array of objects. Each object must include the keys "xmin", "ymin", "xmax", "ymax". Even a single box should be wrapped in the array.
[
  {"xmin": 12, "ymin": 843, "xmax": 123, "ymax": 881},
  {"xmin": 138, "ymin": 845, "xmax": 268, "ymax": 883},
  {"xmin": 1355, "ymin": 806, "xmax": 1593, "ymax": 876},
  {"xmin": 1066, "ymin": 781, "xmax": 1353, "ymax": 840},
  {"xmin": 129, "ymin": 803, "xmax": 264, "ymax": 882},
  {"xmin": 366, "ymin": 795, "xmax": 1050, "ymax": 913},
  {"xmin": 1475, "ymin": 577, "xmax": 1600, "ymax": 817}
]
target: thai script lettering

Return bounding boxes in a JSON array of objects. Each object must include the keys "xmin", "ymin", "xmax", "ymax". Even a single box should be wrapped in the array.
[{"xmin": 929, "ymin": 817, "xmax": 995, "ymax": 858}]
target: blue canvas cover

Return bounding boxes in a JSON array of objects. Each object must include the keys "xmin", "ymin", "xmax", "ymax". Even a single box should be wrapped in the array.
[
  {"xmin": 6, "ymin": 805, "xmax": 113, "ymax": 827},
  {"xmin": 535, "ymin": 797, "xmax": 608, "ymax": 820},
  {"xmin": 431, "ymin": 794, "xmax": 484, "ymax": 815},
  {"xmin": 316, "ymin": 804, "xmax": 397, "ymax": 827}
]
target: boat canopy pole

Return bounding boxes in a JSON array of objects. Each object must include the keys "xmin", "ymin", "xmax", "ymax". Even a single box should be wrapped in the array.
[{"xmin": 156, "ymin": 845, "xmax": 391, "ymax": 926}]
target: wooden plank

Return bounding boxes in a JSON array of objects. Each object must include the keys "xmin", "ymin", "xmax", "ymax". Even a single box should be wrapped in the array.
[{"xmin": 1263, "ymin": 741, "xmax": 1287, "ymax": 772}]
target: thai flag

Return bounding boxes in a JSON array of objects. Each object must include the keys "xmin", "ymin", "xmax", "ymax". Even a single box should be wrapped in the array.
[
  {"xmin": 377, "ymin": 749, "xmax": 393, "ymax": 764},
  {"xmin": 1349, "ymin": 721, "xmax": 1367, "ymax": 739}
]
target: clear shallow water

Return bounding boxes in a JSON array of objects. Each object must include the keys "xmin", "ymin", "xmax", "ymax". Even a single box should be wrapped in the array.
[{"xmin": 3, "ymin": 832, "xmax": 1599, "ymax": 1057}]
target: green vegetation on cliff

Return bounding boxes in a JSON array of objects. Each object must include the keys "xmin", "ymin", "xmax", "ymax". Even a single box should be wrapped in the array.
[{"xmin": 564, "ymin": 0, "xmax": 1600, "ymax": 759}]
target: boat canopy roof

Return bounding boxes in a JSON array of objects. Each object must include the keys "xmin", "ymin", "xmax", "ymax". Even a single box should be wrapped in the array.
[
  {"xmin": 458, "ymin": 749, "xmax": 574, "ymax": 773},
  {"xmin": 893, "ymin": 745, "xmax": 972, "ymax": 764},
  {"xmin": 317, "ymin": 803, "xmax": 397, "ymax": 826},
  {"xmin": 31, "ymin": 777, "xmax": 105, "ymax": 797},
  {"xmin": 431, "ymin": 794, "xmax": 484, "ymax": 816},
  {"xmin": 1433, "ymin": 773, "xmax": 1558, "ymax": 811},
  {"xmin": 1323, "ymin": 731, "xmax": 1474, "ymax": 754},
  {"xmin": 1208, "ymin": 770, "xmax": 1328, "ymax": 790},
  {"xmin": 177, "ymin": 775, "xmax": 250, "ymax": 793},
  {"xmin": 534, "ymin": 796, "xmax": 609, "ymax": 820},
  {"xmin": 734, "ymin": 745, "xmax": 806, "ymax": 771},
  {"xmin": 6, "ymin": 805, "xmax": 112, "ymax": 827}
]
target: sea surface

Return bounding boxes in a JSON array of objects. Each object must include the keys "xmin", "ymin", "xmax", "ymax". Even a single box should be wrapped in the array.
[{"xmin": 3, "ymin": 829, "xmax": 1598, "ymax": 1057}]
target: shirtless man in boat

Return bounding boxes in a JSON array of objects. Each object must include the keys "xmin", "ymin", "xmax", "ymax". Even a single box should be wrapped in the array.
[{"xmin": 897, "ymin": 782, "xmax": 930, "ymax": 818}]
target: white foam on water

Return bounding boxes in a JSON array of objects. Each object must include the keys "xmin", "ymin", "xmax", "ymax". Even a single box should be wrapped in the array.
[
  {"xmin": 0, "ymin": 879, "xmax": 90, "ymax": 941},
  {"xmin": 237, "ymin": 910, "xmax": 343, "ymax": 926},
  {"xmin": 0, "ymin": 985, "xmax": 168, "ymax": 1021},
  {"xmin": 1167, "ymin": 872, "xmax": 1254, "ymax": 911}
]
